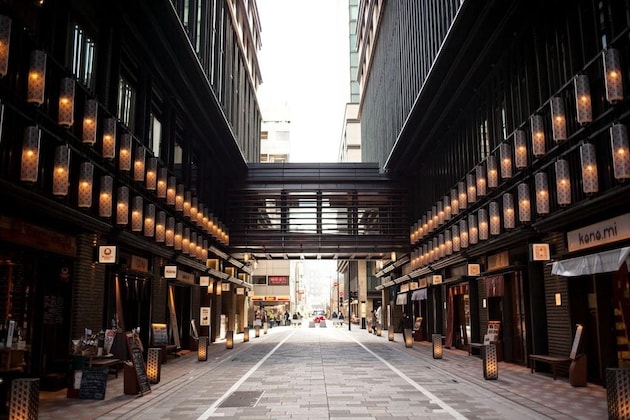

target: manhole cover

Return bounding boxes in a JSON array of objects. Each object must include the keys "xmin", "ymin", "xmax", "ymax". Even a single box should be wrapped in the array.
[{"xmin": 219, "ymin": 391, "xmax": 264, "ymax": 408}]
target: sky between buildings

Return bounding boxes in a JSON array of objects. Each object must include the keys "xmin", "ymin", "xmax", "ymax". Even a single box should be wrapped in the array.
[{"xmin": 256, "ymin": 0, "xmax": 350, "ymax": 162}]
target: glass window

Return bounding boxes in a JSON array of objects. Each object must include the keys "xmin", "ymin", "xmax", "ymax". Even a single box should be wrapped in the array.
[
  {"xmin": 71, "ymin": 23, "xmax": 95, "ymax": 89},
  {"xmin": 252, "ymin": 276, "xmax": 267, "ymax": 285},
  {"xmin": 117, "ymin": 77, "xmax": 136, "ymax": 130},
  {"xmin": 149, "ymin": 114, "xmax": 162, "ymax": 158}
]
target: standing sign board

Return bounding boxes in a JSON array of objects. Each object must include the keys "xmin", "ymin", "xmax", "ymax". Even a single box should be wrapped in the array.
[{"xmin": 126, "ymin": 332, "xmax": 151, "ymax": 396}]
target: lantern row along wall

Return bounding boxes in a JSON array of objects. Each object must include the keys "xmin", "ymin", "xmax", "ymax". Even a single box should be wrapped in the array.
[
  {"xmin": 1, "ymin": 14, "xmax": 231, "ymax": 262},
  {"xmin": 409, "ymin": 48, "xmax": 630, "ymax": 271}
]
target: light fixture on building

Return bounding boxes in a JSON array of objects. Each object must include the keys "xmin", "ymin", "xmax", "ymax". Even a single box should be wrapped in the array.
[
  {"xmin": 478, "ymin": 208, "xmax": 488, "ymax": 240},
  {"xmin": 53, "ymin": 145, "xmax": 70, "ymax": 196},
  {"xmin": 555, "ymin": 159, "xmax": 571, "ymax": 206},
  {"xmin": 500, "ymin": 143, "xmax": 512, "ymax": 179},
  {"xmin": 191, "ymin": 197, "xmax": 198, "ymax": 222},
  {"xmin": 445, "ymin": 230, "xmax": 452, "ymax": 255},
  {"xmin": 458, "ymin": 181, "xmax": 467, "ymax": 210},
  {"xmin": 422, "ymin": 243, "xmax": 429, "ymax": 265},
  {"xmin": 175, "ymin": 184, "xmax": 184, "ymax": 211},
  {"xmin": 476, "ymin": 164, "xmax": 486, "ymax": 197},
  {"xmin": 503, "ymin": 193, "xmax": 515, "ymax": 229},
  {"xmin": 438, "ymin": 233, "xmax": 445, "ymax": 258},
  {"xmin": 58, "ymin": 77, "xmax": 74, "ymax": 127},
  {"xmin": 432, "ymin": 237, "xmax": 439, "ymax": 262},
  {"xmin": 459, "ymin": 219, "xmax": 469, "ymax": 248},
  {"xmin": 202, "ymin": 208, "xmax": 209, "ymax": 233},
  {"xmin": 116, "ymin": 186, "xmax": 129, "ymax": 225},
  {"xmin": 422, "ymin": 214, "xmax": 428, "ymax": 238},
  {"xmin": 146, "ymin": 157, "xmax": 157, "ymax": 190},
  {"xmin": 391, "ymin": 251, "xmax": 396, "ymax": 262},
  {"xmin": 77, "ymin": 162, "xmax": 93, "ymax": 208},
  {"xmin": 437, "ymin": 201, "xmax": 444, "ymax": 225},
  {"xmin": 450, "ymin": 188, "xmax": 459, "ymax": 215},
  {"xmin": 467, "ymin": 173, "xmax": 476, "ymax": 203},
  {"xmin": 102, "ymin": 118, "xmax": 116, "ymax": 159},
  {"xmin": 20, "ymin": 126, "xmax": 40, "ymax": 182},
  {"xmin": 0, "ymin": 15, "xmax": 11, "ymax": 78},
  {"xmin": 531, "ymin": 115, "xmax": 545, "ymax": 157},
  {"xmin": 489, "ymin": 201, "xmax": 500, "ymax": 235},
  {"xmin": 155, "ymin": 212, "xmax": 165, "ymax": 242},
  {"xmin": 197, "ymin": 203, "xmax": 204, "ymax": 227},
  {"xmin": 167, "ymin": 176, "xmax": 176, "ymax": 205},
  {"xmin": 144, "ymin": 203, "xmax": 155, "ymax": 237},
  {"xmin": 468, "ymin": 214, "xmax": 478, "ymax": 245},
  {"xmin": 604, "ymin": 48, "xmax": 623, "ymax": 103},
  {"xmin": 550, "ymin": 96, "xmax": 567, "ymax": 141},
  {"xmin": 183, "ymin": 190, "xmax": 191, "ymax": 217},
  {"xmin": 190, "ymin": 231, "xmax": 197, "ymax": 256},
  {"xmin": 133, "ymin": 146, "xmax": 145, "ymax": 182},
  {"xmin": 517, "ymin": 182, "xmax": 531, "ymax": 222},
  {"xmin": 432, "ymin": 205, "xmax": 439, "ymax": 229},
  {"xmin": 118, "ymin": 133, "xmax": 131, "ymax": 171},
  {"xmin": 99, "ymin": 175, "xmax": 113, "ymax": 218},
  {"xmin": 487, "ymin": 155, "xmax": 498, "ymax": 188},
  {"xmin": 427, "ymin": 209, "xmax": 434, "ymax": 233},
  {"xmin": 82, "ymin": 99, "xmax": 98, "ymax": 145},
  {"xmin": 535, "ymin": 172, "xmax": 549, "ymax": 215},
  {"xmin": 165, "ymin": 217, "xmax": 175, "ymax": 247},
  {"xmin": 174, "ymin": 222, "xmax": 183, "ymax": 250},
  {"xmin": 131, "ymin": 196, "xmax": 143, "ymax": 232},
  {"xmin": 27, "ymin": 50, "xmax": 46, "ymax": 105},
  {"xmin": 514, "ymin": 129, "xmax": 528, "ymax": 169},
  {"xmin": 182, "ymin": 227, "xmax": 190, "ymax": 254},
  {"xmin": 202, "ymin": 239, "xmax": 208, "ymax": 261},
  {"xmin": 610, "ymin": 123, "xmax": 630, "ymax": 180},
  {"xmin": 443, "ymin": 195, "xmax": 451, "ymax": 221},
  {"xmin": 574, "ymin": 74, "xmax": 592, "ymax": 124},
  {"xmin": 580, "ymin": 142, "xmax": 598, "ymax": 194},
  {"xmin": 157, "ymin": 167, "xmax": 167, "ymax": 198}
]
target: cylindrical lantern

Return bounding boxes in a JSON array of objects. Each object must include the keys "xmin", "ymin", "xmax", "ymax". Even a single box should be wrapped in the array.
[
  {"xmin": 183, "ymin": 191, "xmax": 192, "ymax": 217},
  {"xmin": 82, "ymin": 99, "xmax": 98, "ymax": 144},
  {"xmin": 9, "ymin": 378, "xmax": 39, "ymax": 420},
  {"xmin": 555, "ymin": 159, "xmax": 571, "ymax": 206},
  {"xmin": 77, "ymin": 162, "xmax": 94, "ymax": 208},
  {"xmin": 450, "ymin": 188, "xmax": 459, "ymax": 216},
  {"xmin": 155, "ymin": 211, "xmax": 166, "ymax": 242},
  {"xmin": 157, "ymin": 167, "xmax": 168, "ymax": 198},
  {"xmin": 190, "ymin": 231, "xmax": 197, "ymax": 256},
  {"xmin": 131, "ymin": 196, "xmax": 143, "ymax": 231},
  {"xmin": 604, "ymin": 48, "xmax": 623, "ymax": 103},
  {"xmin": 388, "ymin": 327, "xmax": 394, "ymax": 341},
  {"xmin": 146, "ymin": 157, "xmax": 157, "ymax": 190},
  {"xmin": 431, "ymin": 205, "xmax": 438, "ymax": 230},
  {"xmin": 468, "ymin": 214, "xmax": 478, "ymax": 245},
  {"xmin": 432, "ymin": 334, "xmax": 443, "ymax": 359},
  {"xmin": 176, "ymin": 184, "xmax": 184, "ymax": 211},
  {"xmin": 255, "ymin": 325, "xmax": 260, "ymax": 337},
  {"xmin": 53, "ymin": 145, "xmax": 70, "ymax": 196},
  {"xmin": 487, "ymin": 155, "xmax": 498, "ymax": 189},
  {"xmin": 202, "ymin": 209, "xmax": 210, "ymax": 233},
  {"xmin": 144, "ymin": 203, "xmax": 155, "ymax": 237},
  {"xmin": 438, "ymin": 233, "xmax": 445, "ymax": 257},
  {"xmin": 514, "ymin": 129, "xmax": 528, "ymax": 169},
  {"xmin": 610, "ymin": 124, "xmax": 630, "ymax": 180},
  {"xmin": 467, "ymin": 173, "xmax": 476, "ymax": 203},
  {"xmin": 226, "ymin": 330, "xmax": 234, "ymax": 349},
  {"xmin": 27, "ymin": 50, "xmax": 46, "ymax": 105},
  {"xmin": 264, "ymin": 322, "xmax": 269, "ymax": 334},
  {"xmin": 531, "ymin": 115, "xmax": 545, "ymax": 157},
  {"xmin": 99, "ymin": 176, "xmax": 113, "ymax": 218},
  {"xmin": 489, "ymin": 201, "xmax": 500, "ymax": 235},
  {"xmin": 182, "ymin": 227, "xmax": 190, "ymax": 254},
  {"xmin": 535, "ymin": 172, "xmax": 549, "ymax": 215},
  {"xmin": 517, "ymin": 183, "xmax": 531, "ymax": 223},
  {"xmin": 117, "ymin": 186, "xmax": 129, "ymax": 225},
  {"xmin": 606, "ymin": 368, "xmax": 630, "ymax": 419},
  {"xmin": 437, "ymin": 201, "xmax": 444, "ymax": 225},
  {"xmin": 133, "ymin": 146, "xmax": 145, "ymax": 181},
  {"xmin": 458, "ymin": 181, "xmax": 466, "ymax": 210},
  {"xmin": 102, "ymin": 118, "xmax": 116, "ymax": 159},
  {"xmin": 147, "ymin": 348, "xmax": 161, "ymax": 383},
  {"xmin": 198, "ymin": 336, "xmax": 209, "ymax": 361},
  {"xmin": 20, "ymin": 126, "xmax": 40, "ymax": 182},
  {"xmin": 478, "ymin": 208, "xmax": 489, "ymax": 240},
  {"xmin": 500, "ymin": 143, "xmax": 512, "ymax": 179},
  {"xmin": 58, "ymin": 77, "xmax": 75, "ymax": 127},
  {"xmin": 550, "ymin": 96, "xmax": 567, "ymax": 142},
  {"xmin": 118, "ymin": 133, "xmax": 132, "ymax": 171},
  {"xmin": 404, "ymin": 330, "xmax": 413, "ymax": 348},
  {"xmin": 243, "ymin": 328, "xmax": 249, "ymax": 342},
  {"xmin": 580, "ymin": 143, "xmax": 598, "ymax": 194},
  {"xmin": 427, "ymin": 210, "xmax": 433, "ymax": 233},
  {"xmin": 165, "ymin": 217, "xmax": 175, "ymax": 247},
  {"xmin": 574, "ymin": 74, "xmax": 592, "ymax": 124},
  {"xmin": 476, "ymin": 164, "xmax": 486, "ymax": 197},
  {"xmin": 443, "ymin": 195, "xmax": 451, "ymax": 221},
  {"xmin": 459, "ymin": 219, "xmax": 469, "ymax": 248},
  {"xmin": 167, "ymin": 176, "xmax": 177, "ymax": 205},
  {"xmin": 503, "ymin": 193, "xmax": 515, "ymax": 229},
  {"xmin": 452, "ymin": 225, "xmax": 460, "ymax": 252},
  {"xmin": 0, "ymin": 15, "xmax": 12, "ymax": 77},
  {"xmin": 483, "ymin": 343, "xmax": 499, "ymax": 380}
]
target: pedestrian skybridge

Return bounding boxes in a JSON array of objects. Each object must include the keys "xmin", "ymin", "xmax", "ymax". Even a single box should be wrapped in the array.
[{"xmin": 228, "ymin": 163, "xmax": 408, "ymax": 261}]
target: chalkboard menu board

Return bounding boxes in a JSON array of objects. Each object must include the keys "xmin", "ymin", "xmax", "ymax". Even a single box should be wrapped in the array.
[
  {"xmin": 79, "ymin": 367, "xmax": 108, "ymax": 400},
  {"xmin": 151, "ymin": 323, "xmax": 168, "ymax": 346},
  {"xmin": 126, "ymin": 332, "xmax": 151, "ymax": 395}
]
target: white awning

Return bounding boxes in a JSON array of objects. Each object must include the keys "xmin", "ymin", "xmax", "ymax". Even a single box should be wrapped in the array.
[
  {"xmin": 411, "ymin": 289, "xmax": 427, "ymax": 301},
  {"xmin": 396, "ymin": 293, "xmax": 408, "ymax": 305},
  {"xmin": 551, "ymin": 247, "xmax": 630, "ymax": 277}
]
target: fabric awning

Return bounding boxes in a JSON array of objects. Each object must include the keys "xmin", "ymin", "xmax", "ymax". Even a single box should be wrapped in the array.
[
  {"xmin": 396, "ymin": 293, "xmax": 408, "ymax": 305},
  {"xmin": 552, "ymin": 247, "xmax": 630, "ymax": 277},
  {"xmin": 411, "ymin": 289, "xmax": 427, "ymax": 301}
]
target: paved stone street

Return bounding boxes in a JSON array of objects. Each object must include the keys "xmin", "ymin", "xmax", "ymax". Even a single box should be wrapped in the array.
[{"xmin": 38, "ymin": 324, "xmax": 608, "ymax": 419}]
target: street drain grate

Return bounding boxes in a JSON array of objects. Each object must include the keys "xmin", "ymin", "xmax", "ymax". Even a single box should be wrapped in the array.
[{"xmin": 219, "ymin": 391, "xmax": 264, "ymax": 408}]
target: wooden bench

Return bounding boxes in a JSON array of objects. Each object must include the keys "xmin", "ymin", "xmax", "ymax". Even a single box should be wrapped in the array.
[
  {"xmin": 528, "ymin": 355, "xmax": 571, "ymax": 380},
  {"xmin": 528, "ymin": 324, "xmax": 585, "ymax": 383}
]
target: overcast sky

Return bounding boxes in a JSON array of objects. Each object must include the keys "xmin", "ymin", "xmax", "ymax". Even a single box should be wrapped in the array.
[{"xmin": 256, "ymin": 0, "xmax": 350, "ymax": 162}]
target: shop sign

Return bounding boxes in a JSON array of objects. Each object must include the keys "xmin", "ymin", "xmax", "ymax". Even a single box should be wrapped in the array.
[
  {"xmin": 206, "ymin": 259, "xmax": 219, "ymax": 270},
  {"xmin": 400, "ymin": 283, "xmax": 410, "ymax": 292},
  {"xmin": 236, "ymin": 288, "xmax": 245, "ymax": 295},
  {"xmin": 409, "ymin": 282, "xmax": 418, "ymax": 290},
  {"xmin": 221, "ymin": 283, "xmax": 230, "ymax": 292},
  {"xmin": 418, "ymin": 278, "xmax": 428, "ymax": 288},
  {"xmin": 430, "ymin": 275, "xmax": 442, "ymax": 285},
  {"xmin": 0, "ymin": 215, "xmax": 76, "ymax": 256},
  {"xmin": 567, "ymin": 213, "xmax": 630, "ymax": 252},
  {"xmin": 467, "ymin": 263, "xmax": 481, "ymax": 276},
  {"xmin": 177, "ymin": 270, "xmax": 194, "ymax": 284},
  {"xmin": 268, "ymin": 275, "xmax": 289, "ymax": 285},
  {"xmin": 199, "ymin": 276, "xmax": 210, "ymax": 286},
  {"xmin": 98, "ymin": 245, "xmax": 118, "ymax": 264},
  {"xmin": 163, "ymin": 265, "xmax": 177, "ymax": 278},
  {"xmin": 530, "ymin": 243, "xmax": 551, "ymax": 261},
  {"xmin": 130, "ymin": 255, "xmax": 149, "ymax": 273},
  {"xmin": 487, "ymin": 251, "xmax": 509, "ymax": 271},
  {"xmin": 264, "ymin": 296, "xmax": 276, "ymax": 301},
  {"xmin": 224, "ymin": 267, "xmax": 235, "ymax": 277},
  {"xmin": 200, "ymin": 307, "xmax": 210, "ymax": 326}
]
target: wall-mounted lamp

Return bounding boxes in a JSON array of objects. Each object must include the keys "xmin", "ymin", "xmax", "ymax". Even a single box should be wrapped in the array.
[
  {"xmin": 574, "ymin": 74, "xmax": 592, "ymax": 124},
  {"xmin": 133, "ymin": 146, "xmax": 145, "ymax": 182},
  {"xmin": 52, "ymin": 145, "xmax": 70, "ymax": 196},
  {"xmin": 190, "ymin": 232, "xmax": 197, "ymax": 257},
  {"xmin": 427, "ymin": 209, "xmax": 434, "ymax": 233},
  {"xmin": 102, "ymin": 118, "xmax": 116, "ymax": 159},
  {"xmin": 467, "ymin": 173, "xmax": 476, "ymax": 203},
  {"xmin": 610, "ymin": 124, "xmax": 630, "ymax": 180},
  {"xmin": 517, "ymin": 183, "xmax": 531, "ymax": 223},
  {"xmin": 131, "ymin": 196, "xmax": 143, "ymax": 232},
  {"xmin": 468, "ymin": 214, "xmax": 478, "ymax": 245},
  {"xmin": 58, "ymin": 78, "xmax": 74, "ymax": 127},
  {"xmin": 196, "ymin": 203, "xmax": 204, "ymax": 227},
  {"xmin": 202, "ymin": 239, "xmax": 208, "ymax": 261},
  {"xmin": 550, "ymin": 96, "xmax": 567, "ymax": 141},
  {"xmin": 503, "ymin": 193, "xmax": 515, "ymax": 229},
  {"xmin": 191, "ymin": 197, "xmax": 198, "ymax": 222},
  {"xmin": 157, "ymin": 167, "xmax": 167, "ymax": 198},
  {"xmin": 165, "ymin": 217, "xmax": 175, "ymax": 247},
  {"xmin": 459, "ymin": 219, "xmax": 469, "ymax": 248},
  {"xmin": 0, "ymin": 15, "xmax": 11, "ymax": 77},
  {"xmin": 391, "ymin": 250, "xmax": 396, "ymax": 262},
  {"xmin": 99, "ymin": 175, "xmax": 113, "ymax": 218},
  {"xmin": 487, "ymin": 155, "xmax": 498, "ymax": 188},
  {"xmin": 476, "ymin": 164, "xmax": 487, "ymax": 197},
  {"xmin": 514, "ymin": 129, "xmax": 528, "ymax": 169},
  {"xmin": 77, "ymin": 162, "xmax": 93, "ymax": 208},
  {"xmin": 531, "ymin": 115, "xmax": 546, "ymax": 157},
  {"xmin": 500, "ymin": 143, "xmax": 512, "ymax": 179},
  {"xmin": 144, "ymin": 203, "xmax": 155, "ymax": 237},
  {"xmin": 458, "ymin": 181, "xmax": 467, "ymax": 210},
  {"xmin": 174, "ymin": 222, "xmax": 183, "ymax": 250},
  {"xmin": 478, "ymin": 208, "xmax": 489, "ymax": 241},
  {"xmin": 450, "ymin": 188, "xmax": 459, "ymax": 216},
  {"xmin": 146, "ymin": 157, "xmax": 157, "ymax": 190},
  {"xmin": 183, "ymin": 190, "xmax": 191, "ymax": 217},
  {"xmin": 535, "ymin": 172, "xmax": 549, "ymax": 215},
  {"xmin": 604, "ymin": 48, "xmax": 623, "ymax": 103},
  {"xmin": 438, "ymin": 233, "xmax": 445, "ymax": 258},
  {"xmin": 437, "ymin": 201, "xmax": 444, "ymax": 225},
  {"xmin": 445, "ymin": 230, "xmax": 452, "ymax": 255},
  {"xmin": 167, "ymin": 176, "xmax": 176, "ymax": 205},
  {"xmin": 580, "ymin": 143, "xmax": 598, "ymax": 194},
  {"xmin": 82, "ymin": 99, "xmax": 98, "ymax": 145},
  {"xmin": 116, "ymin": 186, "xmax": 129, "ymax": 225},
  {"xmin": 443, "ymin": 195, "xmax": 451, "ymax": 221},
  {"xmin": 20, "ymin": 126, "xmax": 40, "ymax": 182},
  {"xmin": 182, "ymin": 227, "xmax": 190, "ymax": 254},
  {"xmin": 555, "ymin": 159, "xmax": 571, "ymax": 206},
  {"xmin": 555, "ymin": 292, "xmax": 562, "ymax": 306},
  {"xmin": 118, "ymin": 133, "xmax": 131, "ymax": 171},
  {"xmin": 489, "ymin": 201, "xmax": 500, "ymax": 235},
  {"xmin": 27, "ymin": 50, "xmax": 46, "ymax": 105},
  {"xmin": 175, "ymin": 184, "xmax": 184, "ymax": 211},
  {"xmin": 482, "ymin": 298, "xmax": 487, "ymax": 308},
  {"xmin": 202, "ymin": 208, "xmax": 209, "ymax": 233}
]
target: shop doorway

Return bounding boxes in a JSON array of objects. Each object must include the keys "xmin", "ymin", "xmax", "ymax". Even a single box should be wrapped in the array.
[
  {"xmin": 446, "ymin": 284, "xmax": 469, "ymax": 350},
  {"xmin": 107, "ymin": 273, "xmax": 151, "ymax": 350},
  {"xmin": 169, "ymin": 283, "xmax": 192, "ymax": 350}
]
